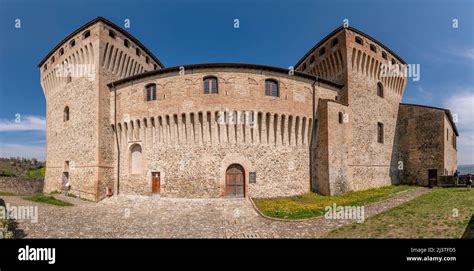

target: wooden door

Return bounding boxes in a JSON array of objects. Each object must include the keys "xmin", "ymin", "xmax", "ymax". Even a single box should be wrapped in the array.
[
  {"xmin": 428, "ymin": 169, "xmax": 437, "ymax": 187},
  {"xmin": 225, "ymin": 164, "xmax": 245, "ymax": 198},
  {"xmin": 152, "ymin": 172, "xmax": 160, "ymax": 194}
]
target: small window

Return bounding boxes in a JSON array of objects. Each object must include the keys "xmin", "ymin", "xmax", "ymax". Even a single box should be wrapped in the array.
[
  {"xmin": 59, "ymin": 48, "xmax": 64, "ymax": 55},
  {"xmin": 145, "ymin": 56, "xmax": 149, "ymax": 64},
  {"xmin": 338, "ymin": 112, "xmax": 344, "ymax": 124},
  {"xmin": 302, "ymin": 63, "xmax": 307, "ymax": 70},
  {"xmin": 377, "ymin": 82, "xmax": 384, "ymax": 97},
  {"xmin": 51, "ymin": 56, "xmax": 55, "ymax": 63},
  {"xmin": 109, "ymin": 30, "xmax": 116, "ymax": 39},
  {"xmin": 83, "ymin": 30, "xmax": 90, "ymax": 39},
  {"xmin": 310, "ymin": 55, "xmax": 315, "ymax": 64},
  {"xmin": 377, "ymin": 122, "xmax": 384, "ymax": 143},
  {"xmin": 319, "ymin": 47, "xmax": 326, "ymax": 56},
  {"xmin": 265, "ymin": 79, "xmax": 279, "ymax": 97},
  {"xmin": 391, "ymin": 58, "xmax": 396, "ymax": 65},
  {"xmin": 70, "ymin": 39, "xmax": 75, "ymax": 47},
  {"xmin": 124, "ymin": 39, "xmax": 130, "ymax": 48},
  {"xmin": 370, "ymin": 44, "xmax": 377, "ymax": 53},
  {"xmin": 355, "ymin": 36, "xmax": 363, "ymax": 45},
  {"xmin": 64, "ymin": 106, "xmax": 70, "ymax": 122},
  {"xmin": 331, "ymin": 38, "xmax": 339, "ymax": 47},
  {"xmin": 153, "ymin": 64, "xmax": 158, "ymax": 70},
  {"xmin": 43, "ymin": 64, "xmax": 47, "ymax": 71},
  {"xmin": 382, "ymin": 51, "xmax": 387, "ymax": 60},
  {"xmin": 136, "ymin": 48, "xmax": 141, "ymax": 56},
  {"xmin": 203, "ymin": 77, "xmax": 218, "ymax": 94},
  {"xmin": 146, "ymin": 84, "xmax": 157, "ymax": 101}
]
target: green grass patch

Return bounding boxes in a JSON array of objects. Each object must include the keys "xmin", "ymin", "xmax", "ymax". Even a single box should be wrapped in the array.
[
  {"xmin": 253, "ymin": 185, "xmax": 415, "ymax": 219},
  {"xmin": 24, "ymin": 194, "xmax": 73, "ymax": 206},
  {"xmin": 326, "ymin": 188, "xmax": 474, "ymax": 238},
  {"xmin": 0, "ymin": 191, "xmax": 15, "ymax": 196},
  {"xmin": 27, "ymin": 167, "xmax": 45, "ymax": 178}
]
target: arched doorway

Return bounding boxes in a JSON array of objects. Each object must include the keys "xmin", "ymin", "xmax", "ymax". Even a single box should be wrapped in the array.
[{"xmin": 225, "ymin": 164, "xmax": 245, "ymax": 198}]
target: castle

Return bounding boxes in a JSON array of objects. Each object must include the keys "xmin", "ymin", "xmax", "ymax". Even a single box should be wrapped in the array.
[{"xmin": 39, "ymin": 17, "xmax": 458, "ymax": 201}]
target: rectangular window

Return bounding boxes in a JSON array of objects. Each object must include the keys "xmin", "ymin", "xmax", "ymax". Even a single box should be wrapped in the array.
[{"xmin": 377, "ymin": 122, "xmax": 384, "ymax": 143}]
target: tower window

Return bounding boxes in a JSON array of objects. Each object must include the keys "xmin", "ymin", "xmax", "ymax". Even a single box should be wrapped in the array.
[
  {"xmin": 60, "ymin": 48, "xmax": 64, "ymax": 55},
  {"xmin": 70, "ymin": 39, "xmax": 75, "ymax": 47},
  {"xmin": 51, "ymin": 56, "xmax": 55, "ymax": 63},
  {"xmin": 391, "ymin": 58, "xmax": 396, "ymax": 65},
  {"xmin": 377, "ymin": 122, "xmax": 384, "ymax": 143},
  {"xmin": 43, "ymin": 64, "xmax": 47, "ymax": 71},
  {"xmin": 145, "ymin": 56, "xmax": 149, "ymax": 64},
  {"xmin": 382, "ymin": 51, "xmax": 387, "ymax": 60},
  {"xmin": 203, "ymin": 76, "xmax": 218, "ymax": 94},
  {"xmin": 331, "ymin": 38, "xmax": 339, "ymax": 47},
  {"xmin": 338, "ymin": 112, "xmax": 344, "ymax": 124},
  {"xmin": 319, "ymin": 47, "xmax": 326, "ymax": 56},
  {"xmin": 302, "ymin": 63, "xmax": 307, "ymax": 70},
  {"xmin": 146, "ymin": 84, "xmax": 157, "ymax": 101},
  {"xmin": 265, "ymin": 79, "xmax": 279, "ymax": 97},
  {"xmin": 136, "ymin": 48, "xmax": 141, "ymax": 56},
  {"xmin": 310, "ymin": 55, "xmax": 315, "ymax": 64},
  {"xmin": 370, "ymin": 44, "xmax": 377, "ymax": 52},
  {"xmin": 153, "ymin": 64, "xmax": 157, "ymax": 70},
  {"xmin": 64, "ymin": 106, "xmax": 70, "ymax": 122},
  {"xmin": 377, "ymin": 82, "xmax": 384, "ymax": 97},
  {"xmin": 355, "ymin": 36, "xmax": 363, "ymax": 45},
  {"xmin": 83, "ymin": 30, "xmax": 90, "ymax": 39},
  {"xmin": 109, "ymin": 30, "xmax": 116, "ymax": 39},
  {"xmin": 124, "ymin": 39, "xmax": 130, "ymax": 48}
]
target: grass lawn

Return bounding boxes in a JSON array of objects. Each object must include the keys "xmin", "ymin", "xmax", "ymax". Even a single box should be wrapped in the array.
[
  {"xmin": 252, "ymin": 185, "xmax": 416, "ymax": 219},
  {"xmin": 27, "ymin": 167, "xmax": 45, "ymax": 178},
  {"xmin": 0, "ymin": 191, "xmax": 16, "ymax": 196},
  {"xmin": 326, "ymin": 188, "xmax": 474, "ymax": 238},
  {"xmin": 24, "ymin": 194, "xmax": 73, "ymax": 206}
]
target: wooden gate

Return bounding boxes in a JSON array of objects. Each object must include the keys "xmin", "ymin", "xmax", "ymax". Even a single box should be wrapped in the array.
[
  {"xmin": 151, "ymin": 172, "xmax": 160, "ymax": 194},
  {"xmin": 225, "ymin": 164, "xmax": 245, "ymax": 198}
]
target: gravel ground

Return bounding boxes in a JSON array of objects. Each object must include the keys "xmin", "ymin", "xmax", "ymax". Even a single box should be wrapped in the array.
[{"xmin": 0, "ymin": 187, "xmax": 429, "ymax": 238}]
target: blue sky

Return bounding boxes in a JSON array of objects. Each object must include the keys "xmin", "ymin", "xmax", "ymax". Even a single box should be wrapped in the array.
[{"xmin": 0, "ymin": 0, "xmax": 473, "ymax": 164}]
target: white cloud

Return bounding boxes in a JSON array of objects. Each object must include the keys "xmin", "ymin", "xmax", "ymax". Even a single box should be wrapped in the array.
[
  {"xmin": 0, "ymin": 143, "xmax": 45, "ymax": 160},
  {"xmin": 445, "ymin": 92, "xmax": 474, "ymax": 165},
  {"xmin": 0, "ymin": 115, "xmax": 45, "ymax": 132}
]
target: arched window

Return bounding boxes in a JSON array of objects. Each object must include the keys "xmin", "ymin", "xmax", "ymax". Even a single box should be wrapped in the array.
[
  {"xmin": 355, "ymin": 36, "xmax": 363, "ymax": 45},
  {"xmin": 302, "ymin": 63, "xmax": 307, "ymax": 70},
  {"xmin": 370, "ymin": 44, "xmax": 377, "ymax": 53},
  {"xmin": 319, "ymin": 47, "xmax": 326, "ymax": 56},
  {"xmin": 59, "ymin": 48, "xmax": 64, "ymax": 55},
  {"xmin": 382, "ymin": 51, "xmax": 387, "ymax": 60},
  {"xmin": 377, "ymin": 82, "xmax": 384, "ymax": 97},
  {"xmin": 109, "ymin": 30, "xmax": 116, "ymax": 39},
  {"xmin": 83, "ymin": 30, "xmax": 90, "ymax": 39},
  {"xmin": 145, "ymin": 56, "xmax": 149, "ymax": 64},
  {"xmin": 70, "ymin": 39, "xmax": 75, "ymax": 47},
  {"xmin": 309, "ymin": 55, "xmax": 315, "ymax": 64},
  {"xmin": 64, "ymin": 106, "xmax": 69, "ymax": 122},
  {"xmin": 146, "ymin": 84, "xmax": 157, "ymax": 101},
  {"xmin": 265, "ymin": 79, "xmax": 279, "ymax": 97},
  {"xmin": 130, "ymin": 144, "xmax": 142, "ymax": 174},
  {"xmin": 124, "ymin": 39, "xmax": 130, "ymax": 48},
  {"xmin": 331, "ymin": 38, "xmax": 339, "ymax": 47},
  {"xmin": 203, "ymin": 76, "xmax": 218, "ymax": 94},
  {"xmin": 136, "ymin": 48, "xmax": 141, "ymax": 56},
  {"xmin": 153, "ymin": 64, "xmax": 158, "ymax": 70}
]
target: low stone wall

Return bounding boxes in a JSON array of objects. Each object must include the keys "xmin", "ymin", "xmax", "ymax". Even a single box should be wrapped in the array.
[{"xmin": 0, "ymin": 177, "xmax": 43, "ymax": 195}]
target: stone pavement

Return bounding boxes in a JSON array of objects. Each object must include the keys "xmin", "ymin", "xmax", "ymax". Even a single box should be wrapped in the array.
[{"xmin": 1, "ymin": 187, "xmax": 429, "ymax": 238}]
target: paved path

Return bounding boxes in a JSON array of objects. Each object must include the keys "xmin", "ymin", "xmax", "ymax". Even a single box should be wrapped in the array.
[{"xmin": 1, "ymin": 188, "xmax": 429, "ymax": 238}]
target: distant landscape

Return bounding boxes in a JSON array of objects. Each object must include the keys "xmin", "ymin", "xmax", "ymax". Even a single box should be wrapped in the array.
[
  {"xmin": 458, "ymin": 164, "xmax": 474, "ymax": 175},
  {"xmin": 0, "ymin": 157, "xmax": 45, "ymax": 178}
]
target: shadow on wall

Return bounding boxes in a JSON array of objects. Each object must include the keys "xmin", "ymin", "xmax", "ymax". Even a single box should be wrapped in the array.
[{"xmin": 390, "ymin": 112, "xmax": 403, "ymax": 185}]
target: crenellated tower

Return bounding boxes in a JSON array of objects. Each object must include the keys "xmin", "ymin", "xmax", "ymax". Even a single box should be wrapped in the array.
[{"xmin": 39, "ymin": 17, "xmax": 164, "ymax": 201}]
